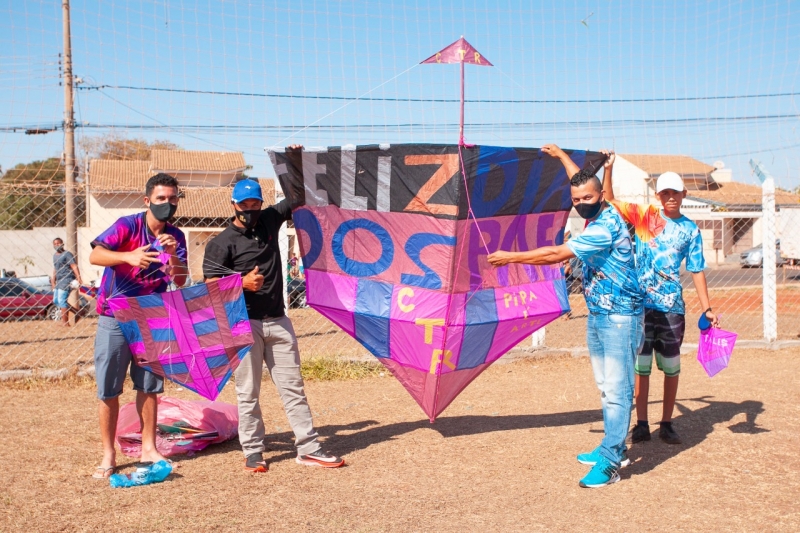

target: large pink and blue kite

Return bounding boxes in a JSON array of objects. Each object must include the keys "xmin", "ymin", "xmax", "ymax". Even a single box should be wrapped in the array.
[{"xmin": 270, "ymin": 144, "xmax": 606, "ymax": 420}]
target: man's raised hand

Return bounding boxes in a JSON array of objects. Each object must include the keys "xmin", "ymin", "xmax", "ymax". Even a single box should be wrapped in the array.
[
  {"xmin": 601, "ymin": 149, "xmax": 616, "ymax": 169},
  {"xmin": 540, "ymin": 144, "xmax": 565, "ymax": 159}
]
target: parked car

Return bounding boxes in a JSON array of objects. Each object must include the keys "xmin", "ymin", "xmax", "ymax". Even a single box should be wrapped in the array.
[
  {"xmin": 0, "ymin": 277, "xmax": 58, "ymax": 321},
  {"xmin": 740, "ymin": 240, "xmax": 784, "ymax": 268},
  {"xmin": 286, "ymin": 277, "xmax": 307, "ymax": 308},
  {"xmin": 19, "ymin": 275, "xmax": 52, "ymax": 293},
  {"xmin": 0, "ymin": 277, "xmax": 91, "ymax": 322}
]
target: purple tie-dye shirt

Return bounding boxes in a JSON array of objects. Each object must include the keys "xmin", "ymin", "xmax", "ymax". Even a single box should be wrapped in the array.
[{"xmin": 91, "ymin": 211, "xmax": 187, "ymax": 317}]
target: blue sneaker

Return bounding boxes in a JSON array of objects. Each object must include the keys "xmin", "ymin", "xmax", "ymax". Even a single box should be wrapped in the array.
[
  {"xmin": 576, "ymin": 448, "xmax": 630, "ymax": 467},
  {"xmin": 579, "ymin": 458, "xmax": 620, "ymax": 488}
]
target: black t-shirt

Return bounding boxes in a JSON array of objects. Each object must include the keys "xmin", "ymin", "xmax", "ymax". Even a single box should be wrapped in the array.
[{"xmin": 202, "ymin": 200, "xmax": 292, "ymax": 320}]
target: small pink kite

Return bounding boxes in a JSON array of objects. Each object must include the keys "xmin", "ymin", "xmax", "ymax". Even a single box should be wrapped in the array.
[{"xmin": 697, "ymin": 327, "xmax": 737, "ymax": 377}]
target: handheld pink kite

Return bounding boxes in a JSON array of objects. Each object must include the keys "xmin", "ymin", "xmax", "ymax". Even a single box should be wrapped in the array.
[
  {"xmin": 108, "ymin": 274, "xmax": 254, "ymax": 400},
  {"xmin": 697, "ymin": 327, "xmax": 737, "ymax": 378}
]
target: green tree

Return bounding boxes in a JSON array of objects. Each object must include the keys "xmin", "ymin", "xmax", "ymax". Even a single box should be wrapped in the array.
[{"xmin": 0, "ymin": 158, "xmax": 86, "ymax": 230}]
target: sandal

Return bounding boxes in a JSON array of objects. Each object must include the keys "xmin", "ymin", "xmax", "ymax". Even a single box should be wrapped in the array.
[{"xmin": 92, "ymin": 466, "xmax": 116, "ymax": 479}]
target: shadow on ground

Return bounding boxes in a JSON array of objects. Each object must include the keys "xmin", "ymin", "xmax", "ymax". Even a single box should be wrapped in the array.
[
  {"xmin": 623, "ymin": 396, "xmax": 768, "ymax": 478},
  {"xmin": 160, "ymin": 396, "xmax": 766, "ymax": 472}
]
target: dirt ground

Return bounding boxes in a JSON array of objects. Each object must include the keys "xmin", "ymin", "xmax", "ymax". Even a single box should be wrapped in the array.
[
  {"xmin": 4, "ymin": 286, "xmax": 800, "ymax": 372},
  {"xmin": 1, "ymin": 346, "xmax": 799, "ymax": 532}
]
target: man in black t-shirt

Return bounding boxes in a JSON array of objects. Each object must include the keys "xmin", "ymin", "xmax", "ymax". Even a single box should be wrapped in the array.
[{"xmin": 203, "ymin": 166, "xmax": 344, "ymax": 473}]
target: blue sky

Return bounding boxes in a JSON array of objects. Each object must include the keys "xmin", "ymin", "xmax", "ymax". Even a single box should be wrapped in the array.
[{"xmin": 2, "ymin": 0, "xmax": 799, "ymax": 188}]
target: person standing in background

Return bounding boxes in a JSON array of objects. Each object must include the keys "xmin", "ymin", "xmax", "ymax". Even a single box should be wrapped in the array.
[{"xmin": 51, "ymin": 237, "xmax": 82, "ymax": 327}]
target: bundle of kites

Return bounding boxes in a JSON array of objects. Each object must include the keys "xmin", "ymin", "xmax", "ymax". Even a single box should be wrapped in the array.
[{"xmin": 109, "ymin": 38, "xmax": 614, "ymax": 422}]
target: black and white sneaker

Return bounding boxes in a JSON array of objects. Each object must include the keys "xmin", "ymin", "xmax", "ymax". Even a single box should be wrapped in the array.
[{"xmin": 296, "ymin": 450, "xmax": 345, "ymax": 468}]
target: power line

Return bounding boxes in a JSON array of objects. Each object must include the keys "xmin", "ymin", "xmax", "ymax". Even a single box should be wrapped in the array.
[
  {"xmin": 2, "ymin": 112, "xmax": 799, "ymax": 134},
  {"xmin": 75, "ymin": 84, "xmax": 800, "ymax": 104}
]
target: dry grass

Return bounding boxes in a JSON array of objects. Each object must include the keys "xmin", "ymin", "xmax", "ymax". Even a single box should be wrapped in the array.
[
  {"xmin": 1, "ymin": 346, "xmax": 799, "ymax": 531},
  {"xmin": 301, "ymin": 357, "xmax": 384, "ymax": 381}
]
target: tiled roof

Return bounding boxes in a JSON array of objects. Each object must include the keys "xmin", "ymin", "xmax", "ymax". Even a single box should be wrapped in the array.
[
  {"xmin": 619, "ymin": 154, "xmax": 716, "ymax": 177},
  {"xmin": 175, "ymin": 179, "xmax": 277, "ymax": 218},
  {"xmin": 151, "ymin": 150, "xmax": 247, "ymax": 172},
  {"xmin": 688, "ymin": 181, "xmax": 800, "ymax": 207},
  {"xmin": 88, "ymin": 160, "xmax": 153, "ymax": 192}
]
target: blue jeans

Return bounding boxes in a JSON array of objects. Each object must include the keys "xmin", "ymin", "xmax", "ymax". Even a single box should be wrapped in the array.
[
  {"xmin": 53, "ymin": 288, "xmax": 69, "ymax": 308},
  {"xmin": 586, "ymin": 312, "xmax": 644, "ymax": 467}
]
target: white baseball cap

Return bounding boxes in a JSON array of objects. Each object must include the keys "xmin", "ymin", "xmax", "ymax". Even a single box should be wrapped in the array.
[{"xmin": 656, "ymin": 171, "xmax": 685, "ymax": 193}]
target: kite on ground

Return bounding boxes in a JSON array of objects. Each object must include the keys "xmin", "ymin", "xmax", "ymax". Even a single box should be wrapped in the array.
[{"xmin": 108, "ymin": 274, "xmax": 253, "ymax": 401}]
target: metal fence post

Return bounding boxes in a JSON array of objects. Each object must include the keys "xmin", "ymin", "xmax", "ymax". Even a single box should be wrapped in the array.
[{"xmin": 752, "ymin": 160, "xmax": 778, "ymax": 342}]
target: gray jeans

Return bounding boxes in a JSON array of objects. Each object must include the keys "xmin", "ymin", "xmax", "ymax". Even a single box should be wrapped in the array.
[{"xmin": 235, "ymin": 316, "xmax": 320, "ymax": 457}]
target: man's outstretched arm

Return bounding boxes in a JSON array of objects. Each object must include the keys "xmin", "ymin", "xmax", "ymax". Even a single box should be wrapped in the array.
[
  {"xmin": 541, "ymin": 144, "xmax": 581, "ymax": 179},
  {"xmin": 488, "ymin": 244, "xmax": 575, "ymax": 267},
  {"xmin": 601, "ymin": 149, "xmax": 616, "ymax": 201}
]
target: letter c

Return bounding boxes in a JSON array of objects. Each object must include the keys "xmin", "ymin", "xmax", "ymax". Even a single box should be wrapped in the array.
[{"xmin": 397, "ymin": 287, "xmax": 415, "ymax": 313}]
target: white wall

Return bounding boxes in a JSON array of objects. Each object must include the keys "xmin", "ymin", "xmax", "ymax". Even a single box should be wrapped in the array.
[
  {"xmin": 609, "ymin": 156, "xmax": 653, "ymax": 205},
  {"xmin": 0, "ymin": 227, "xmax": 77, "ymax": 279}
]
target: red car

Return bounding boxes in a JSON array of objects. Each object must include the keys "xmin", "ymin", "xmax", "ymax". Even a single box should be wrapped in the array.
[{"xmin": 0, "ymin": 277, "xmax": 57, "ymax": 321}]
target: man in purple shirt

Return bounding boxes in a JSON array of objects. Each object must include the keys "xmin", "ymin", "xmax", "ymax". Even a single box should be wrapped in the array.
[{"xmin": 88, "ymin": 173, "xmax": 188, "ymax": 479}]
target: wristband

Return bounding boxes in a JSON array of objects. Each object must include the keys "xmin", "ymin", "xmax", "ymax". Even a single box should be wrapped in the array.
[{"xmin": 704, "ymin": 307, "xmax": 712, "ymax": 314}]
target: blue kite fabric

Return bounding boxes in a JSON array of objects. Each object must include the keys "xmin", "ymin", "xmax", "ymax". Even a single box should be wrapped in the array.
[{"xmin": 269, "ymin": 144, "xmax": 607, "ymax": 420}]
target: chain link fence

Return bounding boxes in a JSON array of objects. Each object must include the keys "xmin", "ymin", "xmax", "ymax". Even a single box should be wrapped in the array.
[{"xmin": 1, "ymin": 171, "xmax": 800, "ymax": 376}]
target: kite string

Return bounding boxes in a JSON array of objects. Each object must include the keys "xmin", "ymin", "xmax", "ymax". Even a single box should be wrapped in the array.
[
  {"xmin": 273, "ymin": 63, "xmax": 421, "ymax": 147},
  {"xmin": 457, "ymin": 142, "xmax": 490, "ymax": 254}
]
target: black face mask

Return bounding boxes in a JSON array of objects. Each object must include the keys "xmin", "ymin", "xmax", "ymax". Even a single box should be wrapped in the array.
[
  {"xmin": 149, "ymin": 201, "xmax": 177, "ymax": 222},
  {"xmin": 574, "ymin": 199, "xmax": 603, "ymax": 220},
  {"xmin": 235, "ymin": 209, "xmax": 261, "ymax": 229}
]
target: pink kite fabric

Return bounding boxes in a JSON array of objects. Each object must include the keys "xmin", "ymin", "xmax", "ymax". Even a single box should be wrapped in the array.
[
  {"xmin": 108, "ymin": 274, "xmax": 253, "ymax": 401},
  {"xmin": 421, "ymin": 37, "xmax": 493, "ymax": 66},
  {"xmin": 116, "ymin": 396, "xmax": 238, "ymax": 457},
  {"xmin": 697, "ymin": 327, "xmax": 738, "ymax": 378},
  {"xmin": 269, "ymin": 144, "xmax": 607, "ymax": 421}
]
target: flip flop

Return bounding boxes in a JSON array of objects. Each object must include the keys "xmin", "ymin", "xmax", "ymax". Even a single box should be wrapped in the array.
[{"xmin": 92, "ymin": 466, "xmax": 116, "ymax": 479}]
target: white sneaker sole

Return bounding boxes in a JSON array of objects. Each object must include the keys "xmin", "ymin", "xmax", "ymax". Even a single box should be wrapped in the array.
[{"xmin": 295, "ymin": 456, "xmax": 345, "ymax": 468}]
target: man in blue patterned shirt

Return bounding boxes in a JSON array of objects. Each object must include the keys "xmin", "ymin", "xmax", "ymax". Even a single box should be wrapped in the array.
[{"xmin": 488, "ymin": 144, "xmax": 644, "ymax": 488}]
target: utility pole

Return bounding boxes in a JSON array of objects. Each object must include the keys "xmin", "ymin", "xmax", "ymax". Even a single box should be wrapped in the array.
[{"xmin": 62, "ymin": 0, "xmax": 77, "ymax": 255}]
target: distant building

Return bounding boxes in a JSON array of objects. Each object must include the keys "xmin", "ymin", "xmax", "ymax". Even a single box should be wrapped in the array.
[
  {"xmin": 84, "ymin": 150, "xmax": 275, "ymax": 281},
  {"xmin": 568, "ymin": 154, "xmax": 800, "ymax": 265}
]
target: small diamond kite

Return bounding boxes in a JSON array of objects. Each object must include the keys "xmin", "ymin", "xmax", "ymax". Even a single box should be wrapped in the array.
[{"xmin": 108, "ymin": 274, "xmax": 253, "ymax": 401}]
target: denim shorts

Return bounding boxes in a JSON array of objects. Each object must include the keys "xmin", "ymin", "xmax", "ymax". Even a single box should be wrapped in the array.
[
  {"xmin": 53, "ymin": 288, "xmax": 69, "ymax": 308},
  {"xmin": 93, "ymin": 315, "xmax": 164, "ymax": 400}
]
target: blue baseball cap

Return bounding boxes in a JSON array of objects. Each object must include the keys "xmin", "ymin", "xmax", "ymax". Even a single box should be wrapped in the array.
[{"xmin": 232, "ymin": 179, "xmax": 263, "ymax": 203}]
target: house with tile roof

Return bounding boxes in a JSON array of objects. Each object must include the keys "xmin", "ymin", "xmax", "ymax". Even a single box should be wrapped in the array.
[
  {"xmin": 83, "ymin": 151, "xmax": 276, "ymax": 281},
  {"xmin": 591, "ymin": 154, "xmax": 800, "ymax": 264}
]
